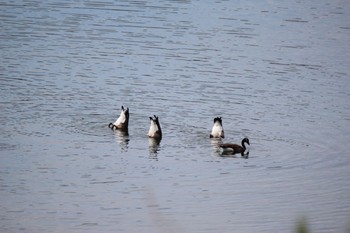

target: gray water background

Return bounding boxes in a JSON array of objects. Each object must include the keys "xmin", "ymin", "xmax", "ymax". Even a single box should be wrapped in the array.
[{"xmin": 1, "ymin": 0, "xmax": 350, "ymax": 232}]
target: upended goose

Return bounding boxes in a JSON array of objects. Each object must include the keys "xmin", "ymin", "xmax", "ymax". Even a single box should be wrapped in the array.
[
  {"xmin": 108, "ymin": 106, "xmax": 129, "ymax": 131},
  {"xmin": 148, "ymin": 115, "xmax": 162, "ymax": 140},
  {"xmin": 220, "ymin": 138, "xmax": 250, "ymax": 156},
  {"xmin": 210, "ymin": 117, "xmax": 224, "ymax": 138}
]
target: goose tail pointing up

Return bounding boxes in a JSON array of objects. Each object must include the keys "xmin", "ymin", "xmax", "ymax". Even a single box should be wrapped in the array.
[
  {"xmin": 210, "ymin": 117, "xmax": 224, "ymax": 138},
  {"xmin": 109, "ymin": 106, "xmax": 129, "ymax": 131},
  {"xmin": 148, "ymin": 115, "xmax": 162, "ymax": 139}
]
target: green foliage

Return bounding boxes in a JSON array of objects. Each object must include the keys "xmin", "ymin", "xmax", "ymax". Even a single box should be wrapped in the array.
[{"xmin": 295, "ymin": 217, "xmax": 309, "ymax": 233}]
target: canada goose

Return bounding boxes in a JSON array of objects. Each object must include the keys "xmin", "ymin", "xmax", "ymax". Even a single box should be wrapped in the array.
[
  {"xmin": 220, "ymin": 138, "xmax": 250, "ymax": 156},
  {"xmin": 108, "ymin": 106, "xmax": 129, "ymax": 131},
  {"xmin": 148, "ymin": 115, "xmax": 162, "ymax": 139},
  {"xmin": 210, "ymin": 117, "xmax": 224, "ymax": 138}
]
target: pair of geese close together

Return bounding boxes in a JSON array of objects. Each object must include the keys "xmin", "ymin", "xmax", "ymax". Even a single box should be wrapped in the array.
[{"xmin": 109, "ymin": 106, "xmax": 250, "ymax": 156}]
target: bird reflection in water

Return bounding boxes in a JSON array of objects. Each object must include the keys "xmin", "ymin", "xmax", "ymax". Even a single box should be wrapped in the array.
[
  {"xmin": 220, "ymin": 150, "xmax": 249, "ymax": 159},
  {"xmin": 114, "ymin": 129, "xmax": 129, "ymax": 152},
  {"xmin": 210, "ymin": 137, "xmax": 223, "ymax": 155},
  {"xmin": 148, "ymin": 138, "xmax": 161, "ymax": 160}
]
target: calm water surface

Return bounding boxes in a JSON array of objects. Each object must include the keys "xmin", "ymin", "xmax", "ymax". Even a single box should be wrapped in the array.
[{"xmin": 1, "ymin": 1, "xmax": 350, "ymax": 232}]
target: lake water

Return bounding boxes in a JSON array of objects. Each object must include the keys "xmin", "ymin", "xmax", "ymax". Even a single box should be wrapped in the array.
[{"xmin": 1, "ymin": 0, "xmax": 350, "ymax": 232}]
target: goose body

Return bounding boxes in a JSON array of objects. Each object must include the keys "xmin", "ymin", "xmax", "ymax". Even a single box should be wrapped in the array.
[
  {"xmin": 148, "ymin": 115, "xmax": 162, "ymax": 139},
  {"xmin": 210, "ymin": 117, "xmax": 224, "ymax": 138},
  {"xmin": 220, "ymin": 138, "xmax": 250, "ymax": 156},
  {"xmin": 109, "ymin": 106, "xmax": 129, "ymax": 131}
]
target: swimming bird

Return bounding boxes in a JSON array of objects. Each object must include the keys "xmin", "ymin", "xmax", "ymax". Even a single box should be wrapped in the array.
[
  {"xmin": 108, "ymin": 106, "xmax": 129, "ymax": 131},
  {"xmin": 210, "ymin": 117, "xmax": 224, "ymax": 138},
  {"xmin": 220, "ymin": 138, "xmax": 250, "ymax": 156},
  {"xmin": 148, "ymin": 115, "xmax": 162, "ymax": 139}
]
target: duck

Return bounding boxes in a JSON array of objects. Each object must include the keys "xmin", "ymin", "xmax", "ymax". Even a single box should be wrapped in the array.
[
  {"xmin": 210, "ymin": 117, "xmax": 224, "ymax": 138},
  {"xmin": 148, "ymin": 115, "xmax": 162, "ymax": 139},
  {"xmin": 220, "ymin": 138, "xmax": 250, "ymax": 156},
  {"xmin": 108, "ymin": 106, "xmax": 129, "ymax": 131}
]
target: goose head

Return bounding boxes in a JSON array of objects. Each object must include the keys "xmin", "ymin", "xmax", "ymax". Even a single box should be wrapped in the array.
[{"xmin": 242, "ymin": 138, "xmax": 250, "ymax": 146}]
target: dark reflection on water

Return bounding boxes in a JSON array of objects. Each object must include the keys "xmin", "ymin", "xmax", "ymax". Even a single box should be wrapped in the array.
[
  {"xmin": 113, "ymin": 129, "xmax": 129, "ymax": 152},
  {"xmin": 219, "ymin": 151, "xmax": 249, "ymax": 159},
  {"xmin": 148, "ymin": 138, "xmax": 161, "ymax": 160},
  {"xmin": 1, "ymin": 0, "xmax": 350, "ymax": 232}
]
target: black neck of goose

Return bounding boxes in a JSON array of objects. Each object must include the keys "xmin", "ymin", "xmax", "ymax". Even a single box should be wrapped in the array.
[{"xmin": 241, "ymin": 139, "xmax": 246, "ymax": 151}]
